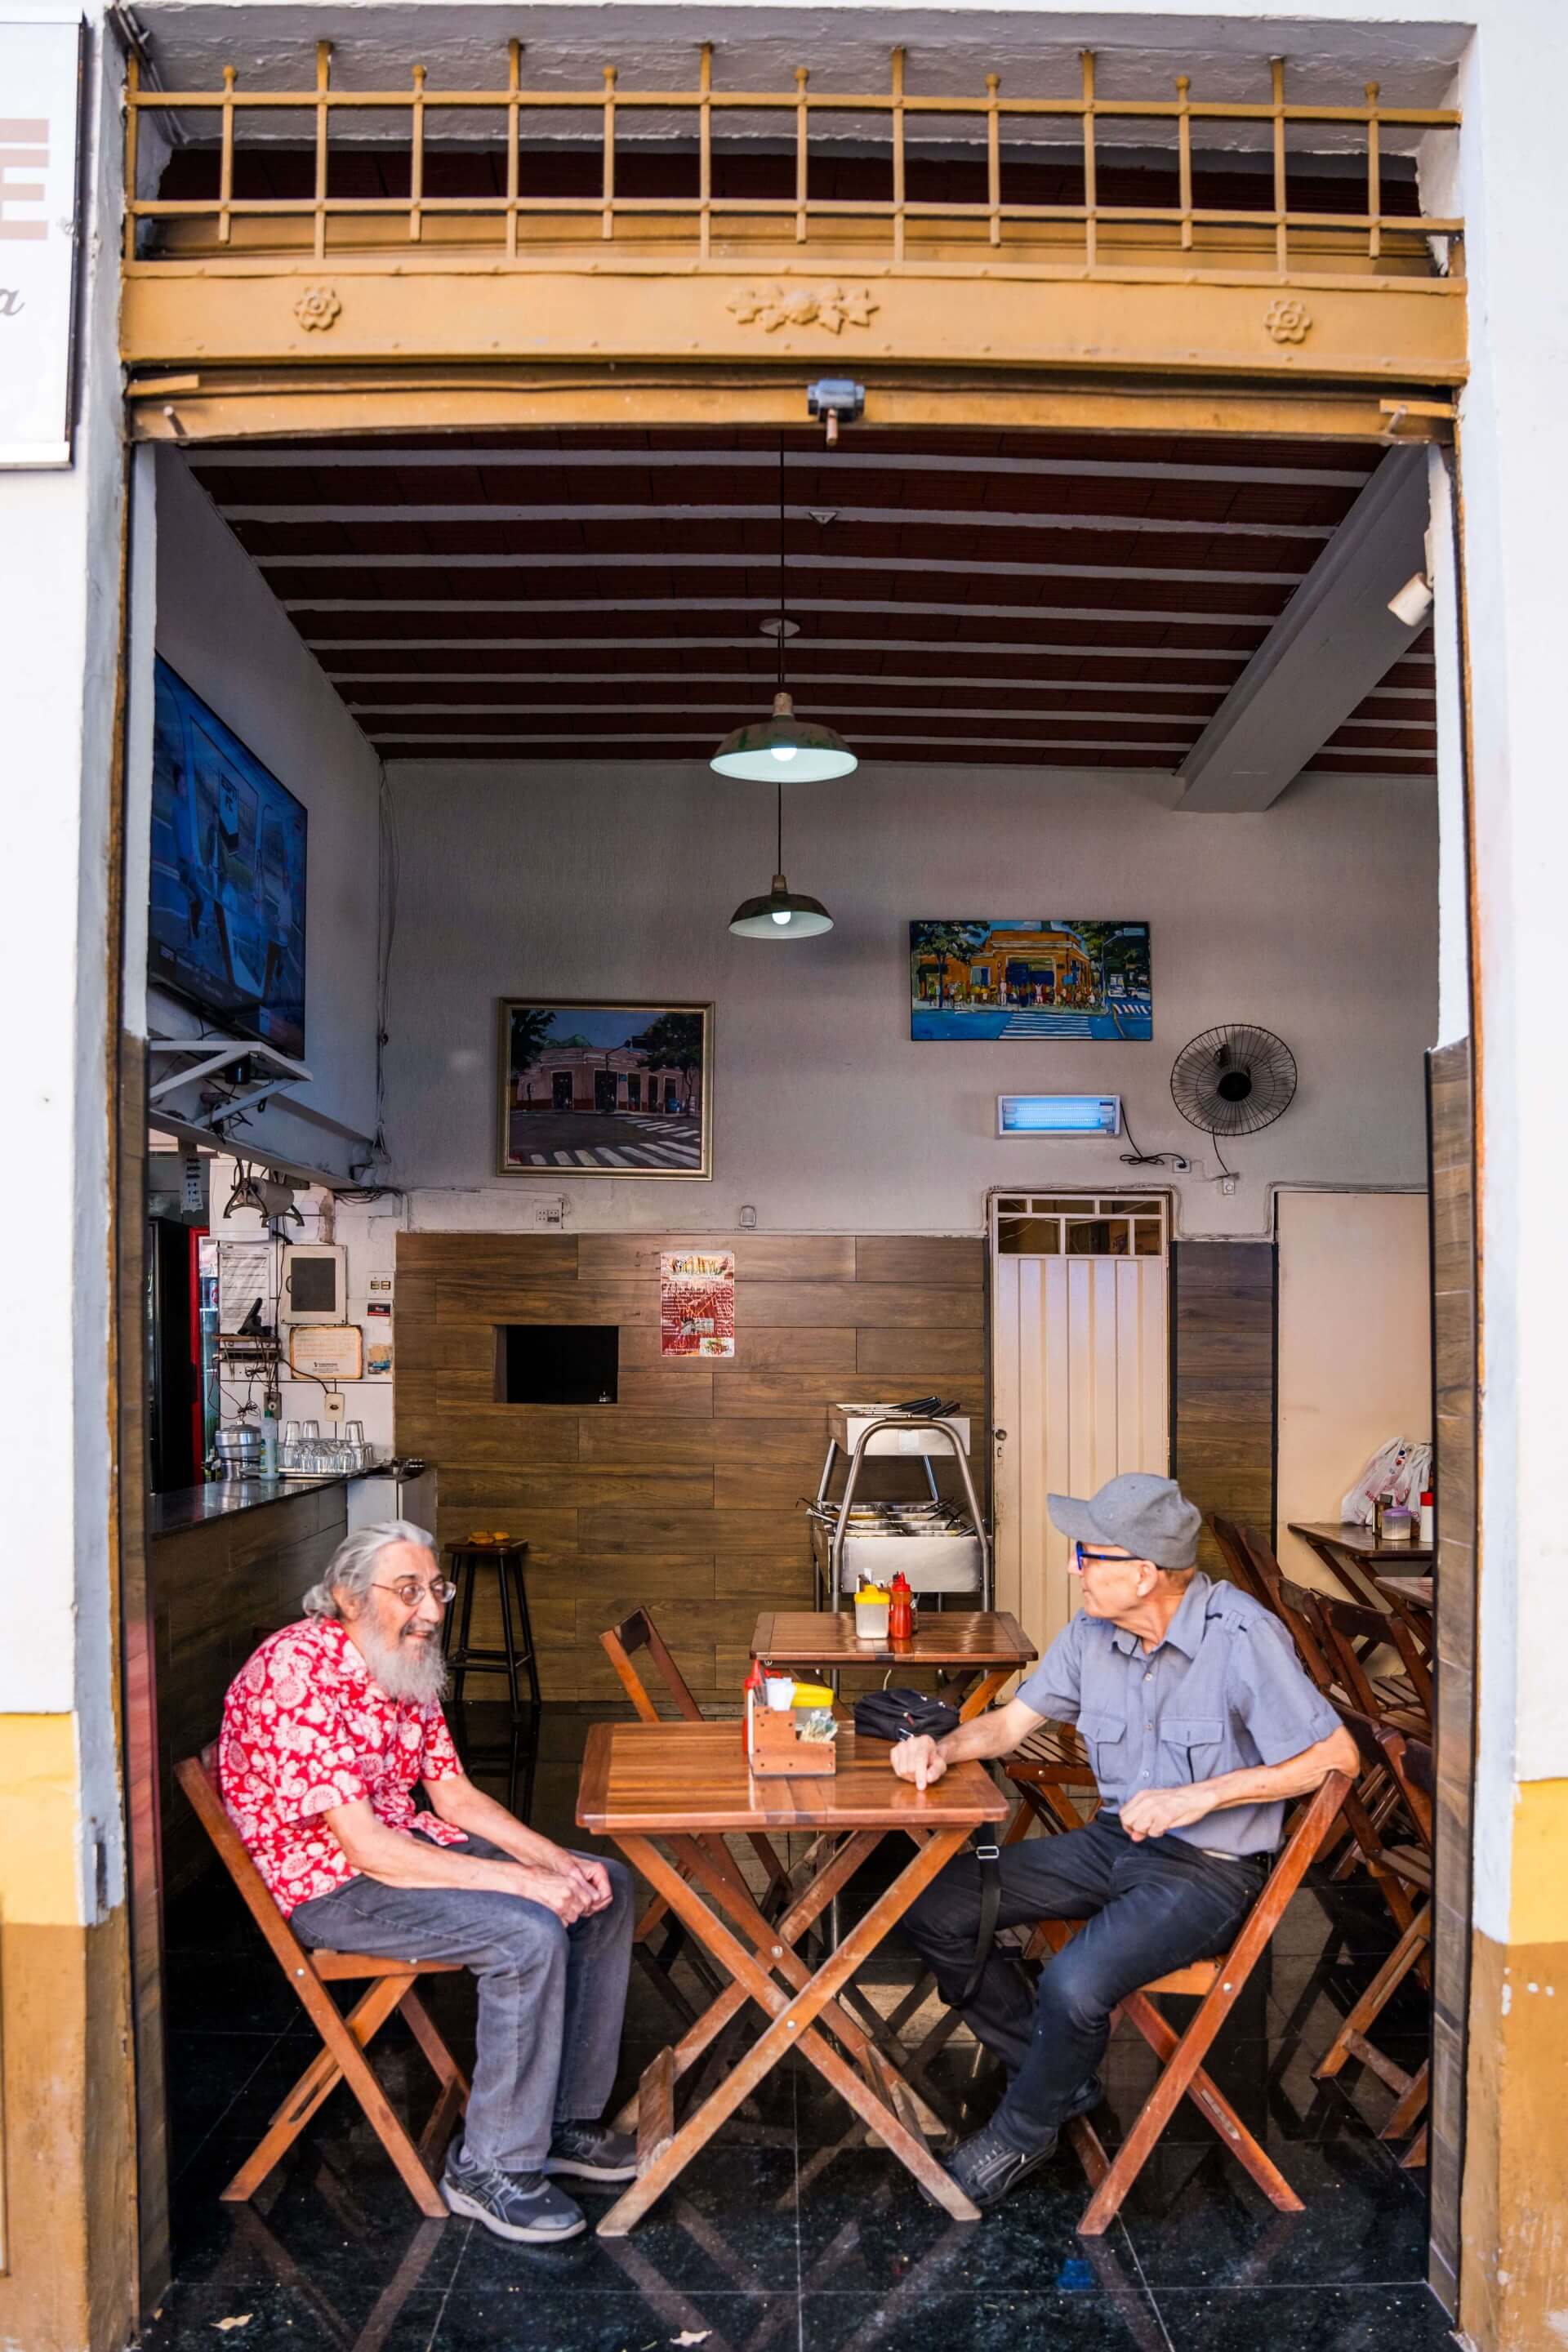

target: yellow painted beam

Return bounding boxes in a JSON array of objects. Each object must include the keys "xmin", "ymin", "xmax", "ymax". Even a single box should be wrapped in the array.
[{"xmin": 119, "ymin": 261, "xmax": 1467, "ymax": 389}]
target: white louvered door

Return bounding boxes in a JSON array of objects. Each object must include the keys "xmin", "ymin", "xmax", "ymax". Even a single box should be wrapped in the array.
[{"xmin": 991, "ymin": 1195, "xmax": 1170, "ymax": 1655}]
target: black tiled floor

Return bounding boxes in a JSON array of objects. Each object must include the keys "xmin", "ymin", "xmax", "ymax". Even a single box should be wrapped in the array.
[{"xmin": 138, "ymin": 1704, "xmax": 1456, "ymax": 2352}]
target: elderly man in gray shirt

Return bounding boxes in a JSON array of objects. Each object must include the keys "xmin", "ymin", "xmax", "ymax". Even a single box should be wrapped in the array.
[{"xmin": 895, "ymin": 1471, "xmax": 1356, "ymax": 2211}]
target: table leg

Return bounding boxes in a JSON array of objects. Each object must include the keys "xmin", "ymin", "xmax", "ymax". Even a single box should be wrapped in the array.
[
  {"xmin": 671, "ymin": 1831, "xmax": 949, "ymax": 2140},
  {"xmin": 598, "ymin": 1828, "xmax": 979, "ymax": 2234},
  {"xmin": 956, "ymin": 1668, "xmax": 1012, "ymax": 1723},
  {"xmin": 612, "ymin": 1827, "xmax": 879, "ymax": 2133}
]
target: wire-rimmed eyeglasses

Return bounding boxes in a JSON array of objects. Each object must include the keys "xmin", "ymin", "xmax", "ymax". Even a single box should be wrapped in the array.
[{"xmin": 372, "ymin": 1577, "xmax": 458, "ymax": 1609}]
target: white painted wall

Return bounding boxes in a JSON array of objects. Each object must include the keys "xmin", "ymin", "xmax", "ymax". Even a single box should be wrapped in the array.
[
  {"xmin": 145, "ymin": 447, "xmax": 382, "ymax": 1176},
  {"xmin": 1276, "ymin": 1189, "xmax": 1433, "ymax": 1588},
  {"xmin": 0, "ymin": 11, "xmax": 126, "ymax": 1919},
  {"xmin": 383, "ymin": 760, "xmax": 1437, "ymax": 1237}
]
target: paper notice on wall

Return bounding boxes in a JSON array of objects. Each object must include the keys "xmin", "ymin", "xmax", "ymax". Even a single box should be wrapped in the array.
[
  {"xmin": 217, "ymin": 1240, "xmax": 274, "ymax": 1334},
  {"xmin": 660, "ymin": 1250, "xmax": 736, "ymax": 1357}
]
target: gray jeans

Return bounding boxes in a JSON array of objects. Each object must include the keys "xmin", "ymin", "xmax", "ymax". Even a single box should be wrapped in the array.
[{"xmin": 291, "ymin": 1833, "xmax": 635, "ymax": 2172}]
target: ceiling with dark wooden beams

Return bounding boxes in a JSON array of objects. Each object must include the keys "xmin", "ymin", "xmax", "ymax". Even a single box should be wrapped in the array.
[{"xmin": 186, "ymin": 428, "xmax": 1436, "ymax": 778}]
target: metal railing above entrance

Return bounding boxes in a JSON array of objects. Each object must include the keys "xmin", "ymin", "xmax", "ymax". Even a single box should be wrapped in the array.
[{"xmin": 125, "ymin": 40, "xmax": 1462, "ymax": 280}]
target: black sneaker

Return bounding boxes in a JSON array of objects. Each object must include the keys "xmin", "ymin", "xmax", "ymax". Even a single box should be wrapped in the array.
[
  {"xmin": 443, "ymin": 2141, "xmax": 587, "ymax": 2243},
  {"xmin": 939, "ymin": 2075, "xmax": 1103, "ymax": 2212},
  {"xmin": 945, "ymin": 2118, "xmax": 1059, "ymax": 2209},
  {"xmin": 544, "ymin": 2120, "xmax": 639, "ymax": 2184}
]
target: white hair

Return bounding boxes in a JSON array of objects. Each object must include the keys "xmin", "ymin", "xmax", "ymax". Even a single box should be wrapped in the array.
[{"xmin": 303, "ymin": 1521, "xmax": 437, "ymax": 1619}]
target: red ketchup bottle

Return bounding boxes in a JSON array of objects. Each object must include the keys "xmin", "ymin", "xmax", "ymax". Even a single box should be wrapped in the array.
[{"xmin": 889, "ymin": 1571, "xmax": 914, "ymax": 1646}]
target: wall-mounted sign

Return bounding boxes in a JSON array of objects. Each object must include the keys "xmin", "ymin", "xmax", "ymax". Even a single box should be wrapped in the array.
[
  {"xmin": 287, "ymin": 1324, "xmax": 364, "ymax": 1381},
  {"xmin": 0, "ymin": 17, "xmax": 86, "ymax": 466},
  {"xmin": 660, "ymin": 1250, "xmax": 735, "ymax": 1358}
]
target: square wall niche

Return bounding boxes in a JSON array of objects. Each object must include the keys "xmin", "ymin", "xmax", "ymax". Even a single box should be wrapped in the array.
[{"xmin": 495, "ymin": 1325, "xmax": 619, "ymax": 1406}]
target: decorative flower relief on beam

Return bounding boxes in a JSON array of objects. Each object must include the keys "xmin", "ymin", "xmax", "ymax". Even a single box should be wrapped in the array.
[
  {"xmin": 1263, "ymin": 297, "xmax": 1312, "ymax": 345},
  {"xmin": 294, "ymin": 285, "xmax": 343, "ymax": 332},
  {"xmin": 726, "ymin": 283, "xmax": 880, "ymax": 334}
]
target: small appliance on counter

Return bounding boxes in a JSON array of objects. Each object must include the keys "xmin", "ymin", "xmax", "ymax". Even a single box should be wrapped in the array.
[
  {"xmin": 347, "ymin": 1457, "xmax": 438, "ymax": 1532},
  {"xmin": 210, "ymin": 1417, "xmax": 264, "ymax": 1481}
]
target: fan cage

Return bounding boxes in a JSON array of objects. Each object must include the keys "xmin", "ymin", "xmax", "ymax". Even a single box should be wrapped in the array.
[{"xmin": 1170, "ymin": 1025, "xmax": 1298, "ymax": 1138}]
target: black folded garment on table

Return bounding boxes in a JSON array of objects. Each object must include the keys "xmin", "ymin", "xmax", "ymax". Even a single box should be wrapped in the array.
[{"xmin": 853, "ymin": 1688, "xmax": 961, "ymax": 1744}]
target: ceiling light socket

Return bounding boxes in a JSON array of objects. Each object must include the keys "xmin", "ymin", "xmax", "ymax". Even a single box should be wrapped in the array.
[{"xmin": 1388, "ymin": 572, "xmax": 1435, "ymax": 627}]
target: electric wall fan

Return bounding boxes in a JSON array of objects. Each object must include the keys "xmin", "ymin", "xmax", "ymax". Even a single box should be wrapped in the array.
[{"xmin": 1169, "ymin": 1024, "xmax": 1298, "ymax": 1149}]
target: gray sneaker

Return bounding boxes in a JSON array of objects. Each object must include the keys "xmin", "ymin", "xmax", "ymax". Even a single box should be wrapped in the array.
[
  {"xmin": 544, "ymin": 2120, "xmax": 638, "ymax": 2184},
  {"xmin": 443, "ymin": 2141, "xmax": 586, "ymax": 2243}
]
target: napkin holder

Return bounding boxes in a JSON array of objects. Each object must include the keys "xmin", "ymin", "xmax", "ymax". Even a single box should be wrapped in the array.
[{"xmin": 746, "ymin": 1692, "xmax": 838, "ymax": 1779}]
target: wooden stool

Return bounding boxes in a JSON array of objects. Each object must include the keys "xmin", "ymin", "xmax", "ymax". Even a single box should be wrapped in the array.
[{"xmin": 443, "ymin": 1539, "xmax": 538, "ymax": 1713}]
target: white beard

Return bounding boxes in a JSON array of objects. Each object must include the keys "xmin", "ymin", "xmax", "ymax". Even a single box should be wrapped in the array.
[{"xmin": 358, "ymin": 1619, "xmax": 450, "ymax": 1707}]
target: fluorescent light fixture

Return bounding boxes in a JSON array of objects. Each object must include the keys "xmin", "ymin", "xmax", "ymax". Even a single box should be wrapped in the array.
[{"xmin": 997, "ymin": 1094, "xmax": 1122, "ymax": 1137}]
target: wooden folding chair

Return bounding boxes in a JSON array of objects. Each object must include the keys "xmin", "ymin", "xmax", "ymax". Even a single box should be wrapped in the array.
[
  {"xmin": 1210, "ymin": 1515, "xmax": 1278, "ymax": 1612},
  {"xmin": 1030, "ymin": 1768, "xmax": 1352, "ymax": 2234},
  {"xmin": 1309, "ymin": 1588, "xmax": 1432, "ymax": 1733},
  {"xmin": 176, "ymin": 1751, "xmax": 469, "ymax": 2217},
  {"xmin": 600, "ymin": 1609, "xmax": 793, "ymax": 2027},
  {"xmin": 1004, "ymin": 1720, "xmax": 1099, "ymax": 1842},
  {"xmin": 1314, "ymin": 1719, "xmax": 1432, "ymax": 2166}
]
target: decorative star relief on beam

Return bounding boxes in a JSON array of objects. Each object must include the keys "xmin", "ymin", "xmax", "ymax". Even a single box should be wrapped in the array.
[{"xmin": 725, "ymin": 283, "xmax": 880, "ymax": 335}]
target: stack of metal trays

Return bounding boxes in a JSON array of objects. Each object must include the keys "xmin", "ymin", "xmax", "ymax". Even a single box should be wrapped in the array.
[{"xmin": 808, "ymin": 1502, "xmax": 986, "ymax": 1597}]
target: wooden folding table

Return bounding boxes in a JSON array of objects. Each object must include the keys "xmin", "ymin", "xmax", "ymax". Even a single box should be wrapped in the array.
[
  {"xmin": 576, "ymin": 1718, "xmax": 1007, "ymax": 2234},
  {"xmin": 750, "ymin": 1608, "xmax": 1037, "ymax": 1721}
]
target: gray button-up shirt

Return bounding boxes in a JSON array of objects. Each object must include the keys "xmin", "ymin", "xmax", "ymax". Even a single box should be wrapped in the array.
[{"xmin": 1014, "ymin": 1572, "xmax": 1343, "ymax": 1856}]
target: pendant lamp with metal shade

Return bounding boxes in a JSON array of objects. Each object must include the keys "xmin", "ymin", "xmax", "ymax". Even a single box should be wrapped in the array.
[
  {"xmin": 710, "ymin": 448, "xmax": 858, "ymax": 784},
  {"xmin": 729, "ymin": 777, "xmax": 833, "ymax": 938}
]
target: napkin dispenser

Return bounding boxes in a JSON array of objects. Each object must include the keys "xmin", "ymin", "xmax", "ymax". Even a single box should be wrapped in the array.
[{"xmin": 745, "ymin": 1668, "xmax": 839, "ymax": 1778}]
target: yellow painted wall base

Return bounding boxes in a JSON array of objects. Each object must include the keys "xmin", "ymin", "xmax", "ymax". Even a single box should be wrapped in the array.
[
  {"xmin": 0, "ymin": 1713, "xmax": 83, "ymax": 1927},
  {"xmin": 1463, "ymin": 1925, "xmax": 1568, "ymax": 2352},
  {"xmin": 0, "ymin": 1915, "xmax": 136, "ymax": 2352}
]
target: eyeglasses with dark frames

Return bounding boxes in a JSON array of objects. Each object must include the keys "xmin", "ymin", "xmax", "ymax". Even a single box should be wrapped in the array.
[{"xmin": 1072, "ymin": 1543, "xmax": 1133, "ymax": 1573}]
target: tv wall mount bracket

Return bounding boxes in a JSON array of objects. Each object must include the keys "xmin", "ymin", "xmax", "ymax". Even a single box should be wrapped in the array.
[{"xmin": 147, "ymin": 1036, "xmax": 314, "ymax": 1127}]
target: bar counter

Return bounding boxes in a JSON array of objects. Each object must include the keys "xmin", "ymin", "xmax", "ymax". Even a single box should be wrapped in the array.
[
  {"xmin": 149, "ymin": 1476, "xmax": 351, "ymax": 1895},
  {"xmin": 149, "ymin": 1472, "xmax": 348, "ymax": 1538}
]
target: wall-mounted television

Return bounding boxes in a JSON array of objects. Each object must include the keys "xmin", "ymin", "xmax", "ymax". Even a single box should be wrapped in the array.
[{"xmin": 149, "ymin": 657, "xmax": 307, "ymax": 1059}]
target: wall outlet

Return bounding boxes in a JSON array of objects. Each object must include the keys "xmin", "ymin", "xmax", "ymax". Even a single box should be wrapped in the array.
[
  {"xmin": 532, "ymin": 1197, "xmax": 568, "ymax": 1229},
  {"xmin": 324, "ymin": 1390, "xmax": 345, "ymax": 1419},
  {"xmin": 1219, "ymin": 1174, "xmax": 1239, "ymax": 1198},
  {"xmin": 739, "ymin": 1204, "xmax": 758, "ymax": 1229}
]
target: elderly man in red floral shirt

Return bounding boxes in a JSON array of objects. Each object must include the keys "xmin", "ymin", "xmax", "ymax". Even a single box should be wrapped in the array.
[{"xmin": 220, "ymin": 1520, "xmax": 634, "ymax": 2246}]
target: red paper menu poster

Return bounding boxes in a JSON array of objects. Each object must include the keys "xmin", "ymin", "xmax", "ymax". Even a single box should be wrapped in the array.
[{"xmin": 660, "ymin": 1250, "xmax": 736, "ymax": 1357}]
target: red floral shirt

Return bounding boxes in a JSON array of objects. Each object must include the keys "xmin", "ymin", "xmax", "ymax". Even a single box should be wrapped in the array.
[{"xmin": 220, "ymin": 1616, "xmax": 466, "ymax": 1915}]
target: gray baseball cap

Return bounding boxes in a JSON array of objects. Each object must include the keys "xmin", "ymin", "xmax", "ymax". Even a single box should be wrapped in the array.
[{"xmin": 1048, "ymin": 1472, "xmax": 1202, "ymax": 1571}]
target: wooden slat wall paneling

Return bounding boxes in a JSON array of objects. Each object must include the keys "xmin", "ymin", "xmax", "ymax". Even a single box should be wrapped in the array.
[
  {"xmin": 1426, "ymin": 1038, "xmax": 1477, "ymax": 2313},
  {"xmin": 396, "ymin": 1230, "xmax": 988, "ymax": 1701},
  {"xmin": 1171, "ymin": 1240, "xmax": 1276, "ymax": 1579}
]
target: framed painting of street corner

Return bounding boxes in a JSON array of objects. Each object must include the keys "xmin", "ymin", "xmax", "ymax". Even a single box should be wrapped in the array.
[
  {"xmin": 909, "ymin": 921, "xmax": 1152, "ymax": 1041},
  {"xmin": 497, "ymin": 1000, "xmax": 713, "ymax": 1178}
]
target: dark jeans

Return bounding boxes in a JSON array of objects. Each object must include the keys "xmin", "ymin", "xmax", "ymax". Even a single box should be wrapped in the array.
[
  {"xmin": 902, "ymin": 1811, "xmax": 1265, "ymax": 2150},
  {"xmin": 291, "ymin": 1833, "xmax": 634, "ymax": 2173}
]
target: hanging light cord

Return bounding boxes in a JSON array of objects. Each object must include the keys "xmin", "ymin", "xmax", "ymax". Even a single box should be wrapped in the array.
[
  {"xmin": 777, "ymin": 440, "xmax": 787, "ymax": 695},
  {"xmin": 775, "ymin": 777, "xmax": 784, "ymax": 876}
]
